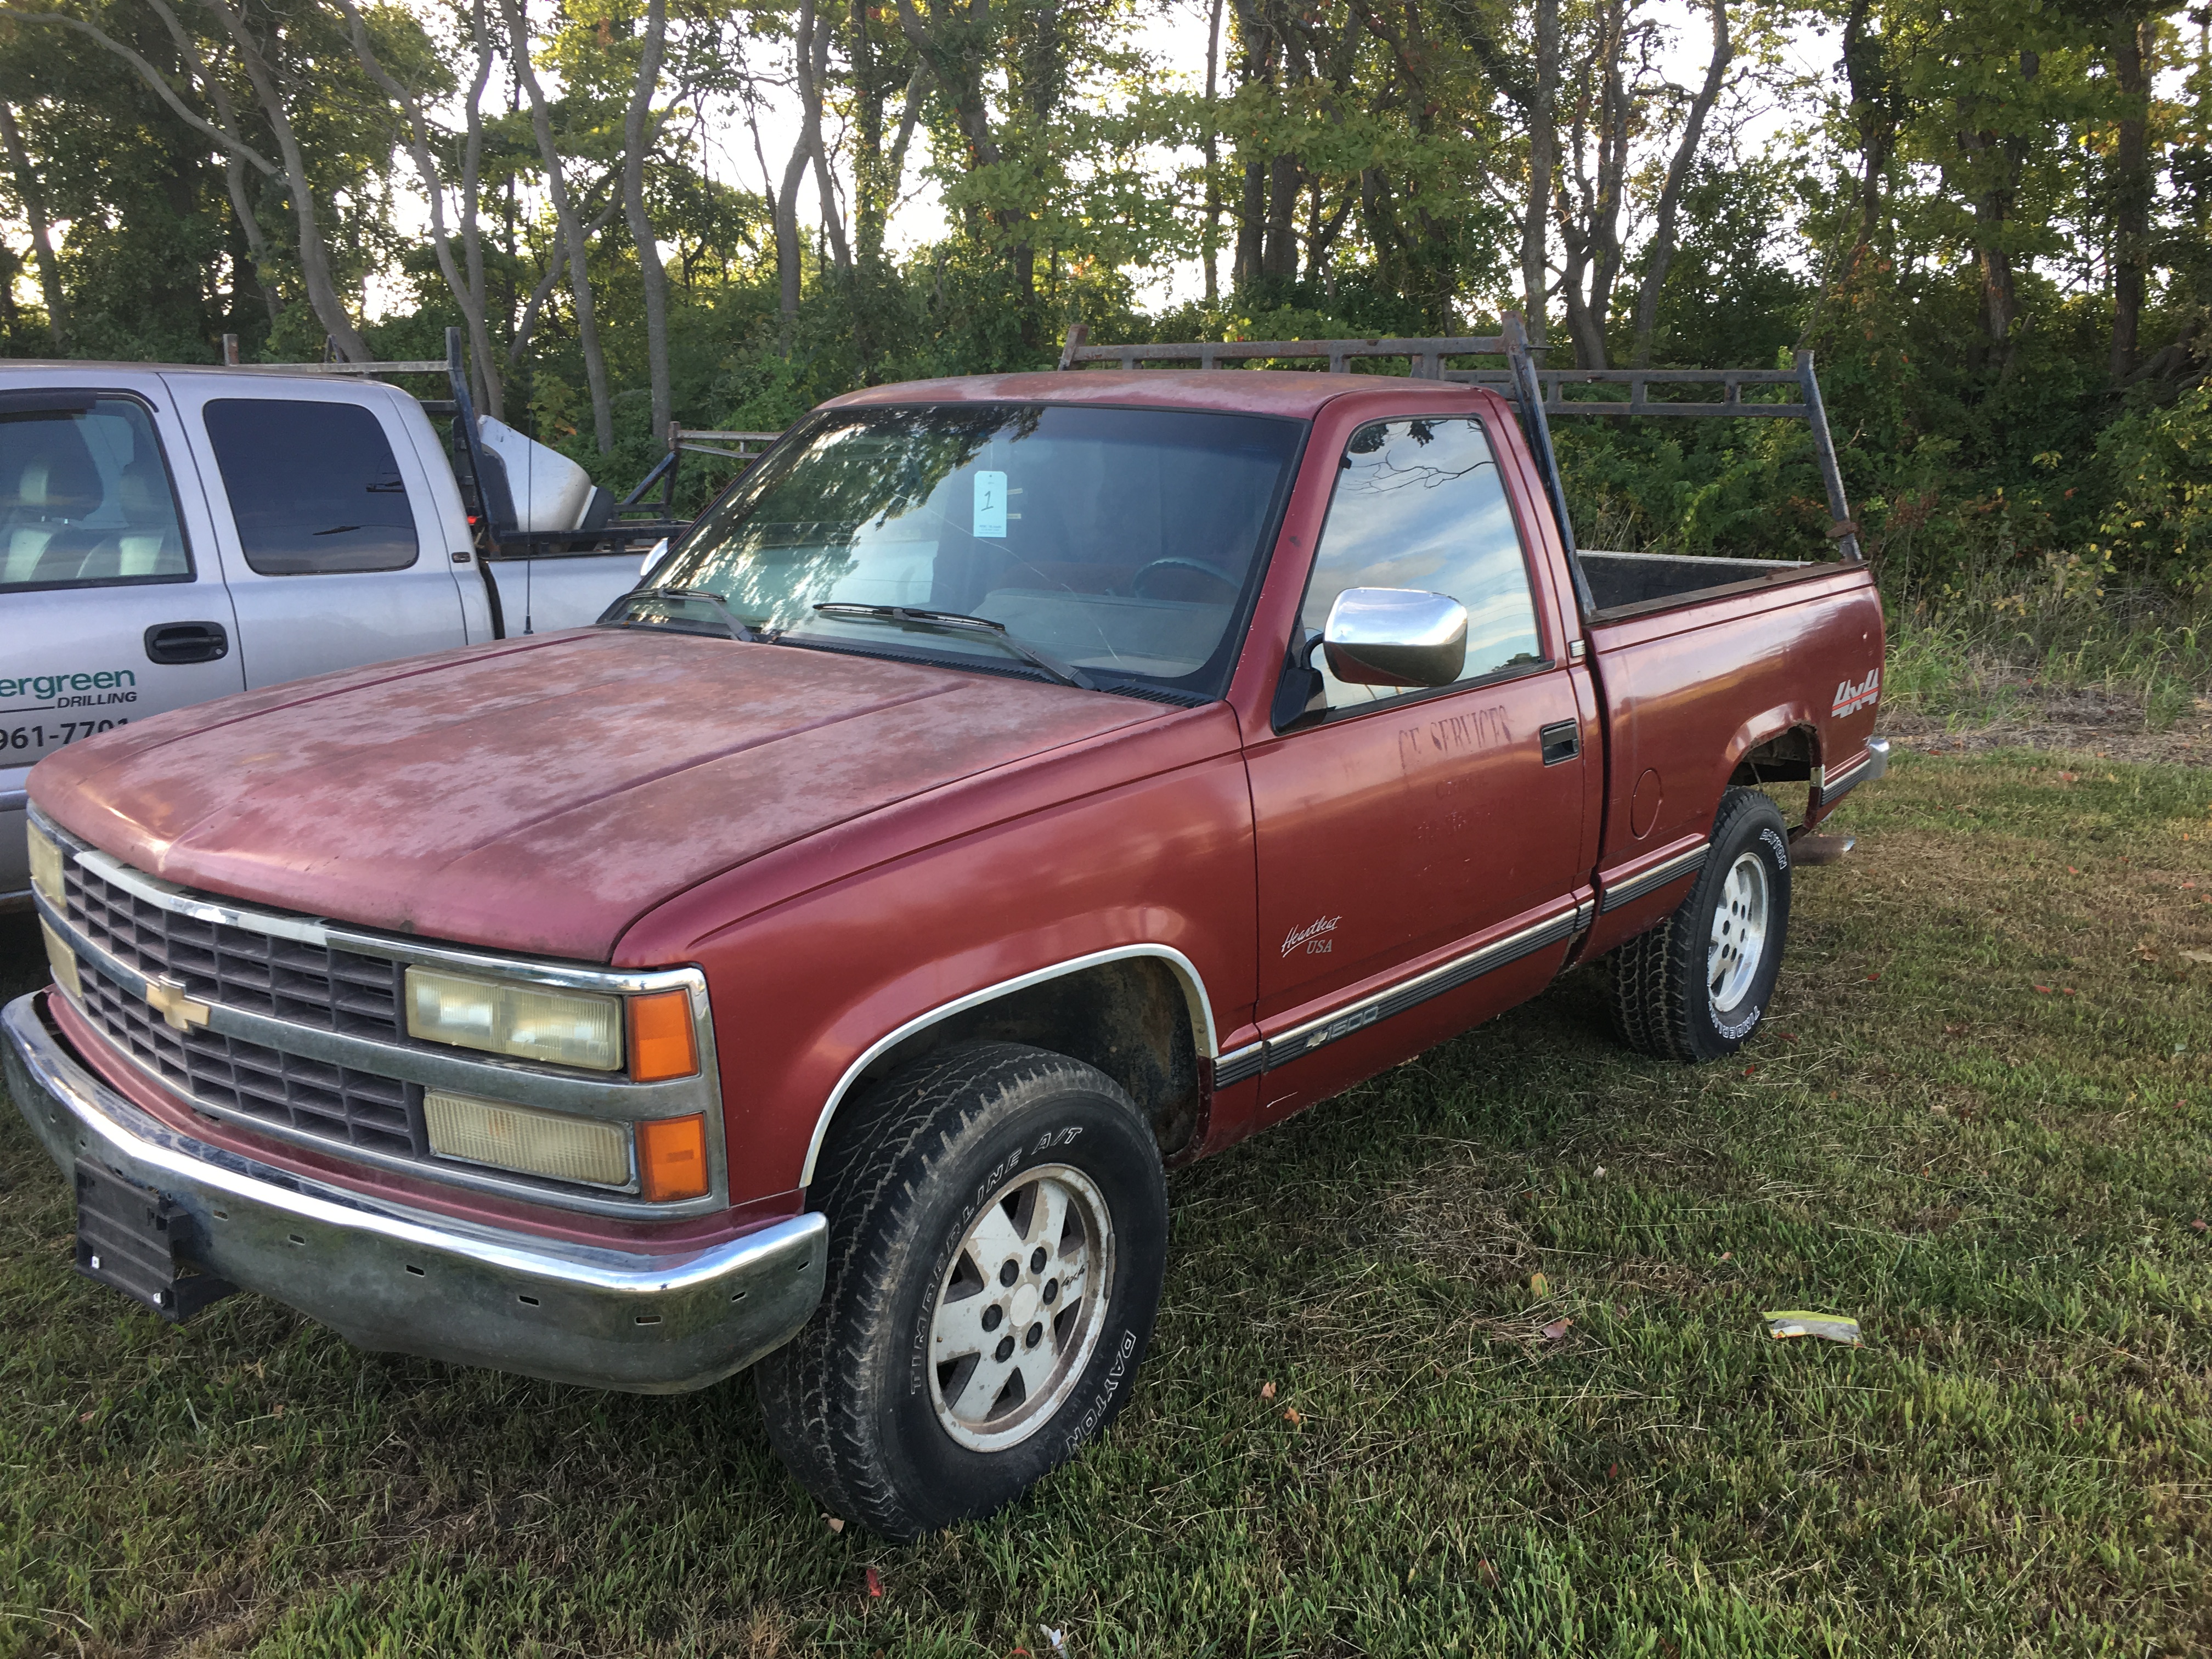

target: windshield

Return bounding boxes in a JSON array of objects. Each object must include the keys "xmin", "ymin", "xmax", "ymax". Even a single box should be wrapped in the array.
[{"xmin": 646, "ymin": 402, "xmax": 1303, "ymax": 696}]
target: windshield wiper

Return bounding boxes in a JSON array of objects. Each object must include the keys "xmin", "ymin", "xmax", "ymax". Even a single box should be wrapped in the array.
[
  {"xmin": 811, "ymin": 603, "xmax": 1097, "ymax": 691},
  {"xmin": 601, "ymin": 586, "xmax": 766, "ymax": 644}
]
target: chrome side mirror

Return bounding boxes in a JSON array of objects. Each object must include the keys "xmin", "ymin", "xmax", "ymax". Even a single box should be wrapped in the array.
[{"xmin": 1322, "ymin": 587, "xmax": 1468, "ymax": 687}]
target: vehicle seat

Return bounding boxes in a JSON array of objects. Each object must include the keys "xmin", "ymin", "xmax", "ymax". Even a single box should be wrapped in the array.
[{"xmin": 2, "ymin": 428, "xmax": 104, "ymax": 584}]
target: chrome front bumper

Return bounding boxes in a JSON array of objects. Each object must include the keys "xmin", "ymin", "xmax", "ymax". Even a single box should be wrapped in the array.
[{"xmin": 3, "ymin": 990, "xmax": 825, "ymax": 1393}]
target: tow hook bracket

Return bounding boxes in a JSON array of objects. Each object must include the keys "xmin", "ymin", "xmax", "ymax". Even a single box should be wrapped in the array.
[
  {"xmin": 1788, "ymin": 830, "xmax": 1857, "ymax": 866},
  {"xmin": 75, "ymin": 1163, "xmax": 236, "ymax": 1321}
]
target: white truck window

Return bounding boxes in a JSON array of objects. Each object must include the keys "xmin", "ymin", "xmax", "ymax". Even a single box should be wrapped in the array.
[
  {"xmin": 1, "ymin": 396, "xmax": 191, "ymax": 592},
  {"xmin": 1301, "ymin": 416, "xmax": 1544, "ymax": 711},
  {"xmin": 203, "ymin": 399, "xmax": 420, "ymax": 575}
]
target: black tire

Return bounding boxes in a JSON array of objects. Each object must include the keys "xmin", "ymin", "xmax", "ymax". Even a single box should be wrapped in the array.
[
  {"xmin": 754, "ymin": 1041, "xmax": 1169, "ymax": 1539},
  {"xmin": 1609, "ymin": 787, "xmax": 1792, "ymax": 1063}
]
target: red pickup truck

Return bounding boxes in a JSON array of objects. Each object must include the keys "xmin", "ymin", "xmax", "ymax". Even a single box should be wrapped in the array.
[{"xmin": 5, "ymin": 326, "xmax": 1887, "ymax": 1538}]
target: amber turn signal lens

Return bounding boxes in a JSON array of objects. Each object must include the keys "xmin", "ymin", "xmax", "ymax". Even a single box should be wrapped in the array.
[
  {"xmin": 637, "ymin": 1113, "xmax": 709, "ymax": 1201},
  {"xmin": 626, "ymin": 989, "xmax": 699, "ymax": 1081}
]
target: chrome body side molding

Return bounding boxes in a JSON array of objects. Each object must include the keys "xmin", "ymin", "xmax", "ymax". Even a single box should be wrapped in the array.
[
  {"xmin": 1597, "ymin": 840, "xmax": 1710, "ymax": 915},
  {"xmin": 799, "ymin": 944, "xmax": 1221, "ymax": 1188},
  {"xmin": 1262, "ymin": 905, "xmax": 1582, "ymax": 1070}
]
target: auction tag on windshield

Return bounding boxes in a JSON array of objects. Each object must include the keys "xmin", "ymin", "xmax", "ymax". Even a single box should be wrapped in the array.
[{"xmin": 973, "ymin": 471, "xmax": 1008, "ymax": 538}]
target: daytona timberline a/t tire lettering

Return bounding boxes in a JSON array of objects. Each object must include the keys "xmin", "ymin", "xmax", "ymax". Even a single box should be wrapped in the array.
[
  {"xmin": 1609, "ymin": 786, "xmax": 1792, "ymax": 1063},
  {"xmin": 754, "ymin": 1041, "xmax": 1169, "ymax": 1539}
]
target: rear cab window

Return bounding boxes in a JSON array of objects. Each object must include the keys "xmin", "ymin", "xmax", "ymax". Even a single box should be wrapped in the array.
[
  {"xmin": 1, "ymin": 393, "xmax": 191, "ymax": 592},
  {"xmin": 202, "ymin": 399, "xmax": 420, "ymax": 575}
]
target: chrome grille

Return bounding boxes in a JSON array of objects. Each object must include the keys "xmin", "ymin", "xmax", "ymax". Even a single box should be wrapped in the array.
[
  {"xmin": 64, "ymin": 858, "xmax": 402, "ymax": 1039},
  {"xmin": 77, "ymin": 964, "xmax": 420, "ymax": 1157}
]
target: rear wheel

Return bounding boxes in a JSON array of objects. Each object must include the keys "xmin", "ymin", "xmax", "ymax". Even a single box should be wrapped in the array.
[
  {"xmin": 1610, "ymin": 787, "xmax": 1792, "ymax": 1062},
  {"xmin": 755, "ymin": 1042, "xmax": 1167, "ymax": 1539}
]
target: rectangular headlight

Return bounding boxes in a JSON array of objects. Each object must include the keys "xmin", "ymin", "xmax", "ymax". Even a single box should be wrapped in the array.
[
  {"xmin": 27, "ymin": 820, "xmax": 66, "ymax": 907},
  {"xmin": 405, "ymin": 966, "xmax": 622, "ymax": 1071},
  {"xmin": 424, "ymin": 1088, "xmax": 632, "ymax": 1187}
]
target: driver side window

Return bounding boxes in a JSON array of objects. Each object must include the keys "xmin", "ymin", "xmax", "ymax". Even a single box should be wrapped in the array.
[{"xmin": 1300, "ymin": 416, "xmax": 1543, "ymax": 712}]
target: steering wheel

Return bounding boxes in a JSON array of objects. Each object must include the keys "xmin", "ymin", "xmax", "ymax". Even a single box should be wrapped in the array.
[{"xmin": 1130, "ymin": 557, "xmax": 1239, "ymax": 600}]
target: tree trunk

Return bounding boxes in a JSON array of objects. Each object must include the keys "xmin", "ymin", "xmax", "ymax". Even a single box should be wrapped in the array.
[
  {"xmin": 0, "ymin": 101, "xmax": 68, "ymax": 350},
  {"xmin": 623, "ymin": 0, "xmax": 672, "ymax": 436},
  {"xmin": 1628, "ymin": 0, "xmax": 1731, "ymax": 366},
  {"xmin": 138, "ymin": 0, "xmax": 283, "ymax": 328},
  {"xmin": 1203, "ymin": 0, "xmax": 1223, "ymax": 305},
  {"xmin": 461, "ymin": 0, "xmax": 496, "ymax": 414},
  {"xmin": 500, "ymin": 0, "xmax": 614, "ymax": 450},
  {"xmin": 793, "ymin": 0, "xmax": 850, "ymax": 280},
  {"xmin": 1263, "ymin": 153, "xmax": 1300, "ymax": 279},
  {"xmin": 201, "ymin": 0, "xmax": 370, "ymax": 360},
  {"xmin": 1521, "ymin": 0, "xmax": 1558, "ymax": 344},
  {"xmin": 2108, "ymin": 12, "xmax": 2151, "ymax": 383},
  {"xmin": 337, "ymin": 0, "xmax": 504, "ymax": 417}
]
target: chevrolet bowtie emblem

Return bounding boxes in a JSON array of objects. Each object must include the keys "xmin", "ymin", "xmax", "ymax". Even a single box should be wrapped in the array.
[{"xmin": 144, "ymin": 976, "xmax": 211, "ymax": 1032}]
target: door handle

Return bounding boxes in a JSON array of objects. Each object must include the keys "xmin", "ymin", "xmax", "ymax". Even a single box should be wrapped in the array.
[
  {"xmin": 144, "ymin": 621, "xmax": 230, "ymax": 665},
  {"xmin": 1540, "ymin": 719, "xmax": 1579, "ymax": 765}
]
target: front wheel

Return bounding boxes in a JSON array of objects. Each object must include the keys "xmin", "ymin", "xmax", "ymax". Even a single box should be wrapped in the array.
[
  {"xmin": 1609, "ymin": 786, "xmax": 1792, "ymax": 1062},
  {"xmin": 754, "ymin": 1042, "xmax": 1168, "ymax": 1539}
]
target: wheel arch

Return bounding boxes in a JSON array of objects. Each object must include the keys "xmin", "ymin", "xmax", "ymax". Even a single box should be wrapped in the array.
[
  {"xmin": 798, "ymin": 945, "xmax": 1218, "ymax": 1188},
  {"xmin": 1725, "ymin": 709, "xmax": 1824, "ymax": 790}
]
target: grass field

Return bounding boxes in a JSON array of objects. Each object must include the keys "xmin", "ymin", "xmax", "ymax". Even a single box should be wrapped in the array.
[{"xmin": 4, "ymin": 749, "xmax": 2210, "ymax": 1657}]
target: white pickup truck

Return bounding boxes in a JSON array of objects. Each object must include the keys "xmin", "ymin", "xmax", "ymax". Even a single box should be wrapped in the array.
[{"xmin": 0, "ymin": 348, "xmax": 701, "ymax": 906}]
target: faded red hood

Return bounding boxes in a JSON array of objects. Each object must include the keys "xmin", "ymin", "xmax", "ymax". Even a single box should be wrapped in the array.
[{"xmin": 32, "ymin": 629, "xmax": 1163, "ymax": 960}]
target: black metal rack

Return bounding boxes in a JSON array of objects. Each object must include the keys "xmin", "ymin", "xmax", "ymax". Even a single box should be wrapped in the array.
[{"xmin": 1056, "ymin": 314, "xmax": 1862, "ymax": 567}]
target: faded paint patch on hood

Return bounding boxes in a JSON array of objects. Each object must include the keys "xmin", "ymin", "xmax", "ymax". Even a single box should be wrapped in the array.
[{"xmin": 31, "ymin": 629, "xmax": 1164, "ymax": 959}]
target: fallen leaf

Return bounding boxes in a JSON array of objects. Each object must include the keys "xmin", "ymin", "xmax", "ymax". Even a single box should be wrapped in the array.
[
  {"xmin": 1477, "ymin": 1559, "xmax": 1500, "ymax": 1586},
  {"xmin": 2068, "ymin": 866, "xmax": 2080, "ymax": 874},
  {"xmin": 865, "ymin": 1565, "xmax": 884, "ymax": 1598},
  {"xmin": 1866, "ymin": 971, "xmax": 1881, "ymax": 981},
  {"xmin": 1944, "ymin": 1023, "xmax": 1967, "ymax": 1036},
  {"xmin": 826, "ymin": 1516, "xmax": 845, "ymax": 1533},
  {"xmin": 1607, "ymin": 1462, "xmax": 1620, "ymax": 1480},
  {"xmin": 2181, "ymin": 950, "xmax": 2212, "ymax": 965},
  {"xmin": 1541, "ymin": 1318, "xmax": 1573, "ymax": 1341},
  {"xmin": 1743, "ymin": 1064, "xmax": 1757, "ymax": 1076},
  {"xmin": 2062, "ymin": 987, "xmax": 2077, "ymax": 996},
  {"xmin": 2059, "ymin": 770, "xmax": 2078, "ymax": 782},
  {"xmin": 2035, "ymin": 984, "xmax": 2053, "ymax": 994},
  {"xmin": 1594, "ymin": 1165, "xmax": 1607, "ymax": 1178},
  {"xmin": 1781, "ymin": 1032, "xmax": 1799, "ymax": 1043},
  {"xmin": 1718, "ymin": 1251, "xmax": 1733, "ymax": 1262},
  {"xmin": 1931, "ymin": 1102, "xmax": 1948, "ymax": 1116},
  {"xmin": 1259, "ymin": 1380, "xmax": 1276, "ymax": 1401},
  {"xmin": 78, "ymin": 1412, "xmax": 94, "ymax": 1424},
  {"xmin": 1529, "ymin": 1272, "xmax": 1549, "ymax": 1296},
  {"xmin": 1283, "ymin": 1406, "xmax": 1304, "ymax": 1425}
]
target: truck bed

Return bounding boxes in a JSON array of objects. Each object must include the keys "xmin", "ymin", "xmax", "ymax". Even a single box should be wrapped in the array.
[{"xmin": 1578, "ymin": 550, "xmax": 1827, "ymax": 619}]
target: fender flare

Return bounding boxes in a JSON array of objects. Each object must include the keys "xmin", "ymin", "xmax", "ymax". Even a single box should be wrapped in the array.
[{"xmin": 796, "ymin": 944, "xmax": 1220, "ymax": 1188}]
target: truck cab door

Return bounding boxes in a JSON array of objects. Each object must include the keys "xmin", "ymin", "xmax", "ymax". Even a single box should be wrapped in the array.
[
  {"xmin": 1242, "ymin": 409, "xmax": 1589, "ymax": 1122},
  {"xmin": 161, "ymin": 373, "xmax": 470, "ymax": 691},
  {"xmin": 1, "ymin": 379, "xmax": 244, "ymax": 902}
]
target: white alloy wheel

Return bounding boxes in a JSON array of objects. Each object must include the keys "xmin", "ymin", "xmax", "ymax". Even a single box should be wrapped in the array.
[
  {"xmin": 928, "ymin": 1164, "xmax": 1114, "ymax": 1453},
  {"xmin": 1708, "ymin": 850, "xmax": 1771, "ymax": 1016}
]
